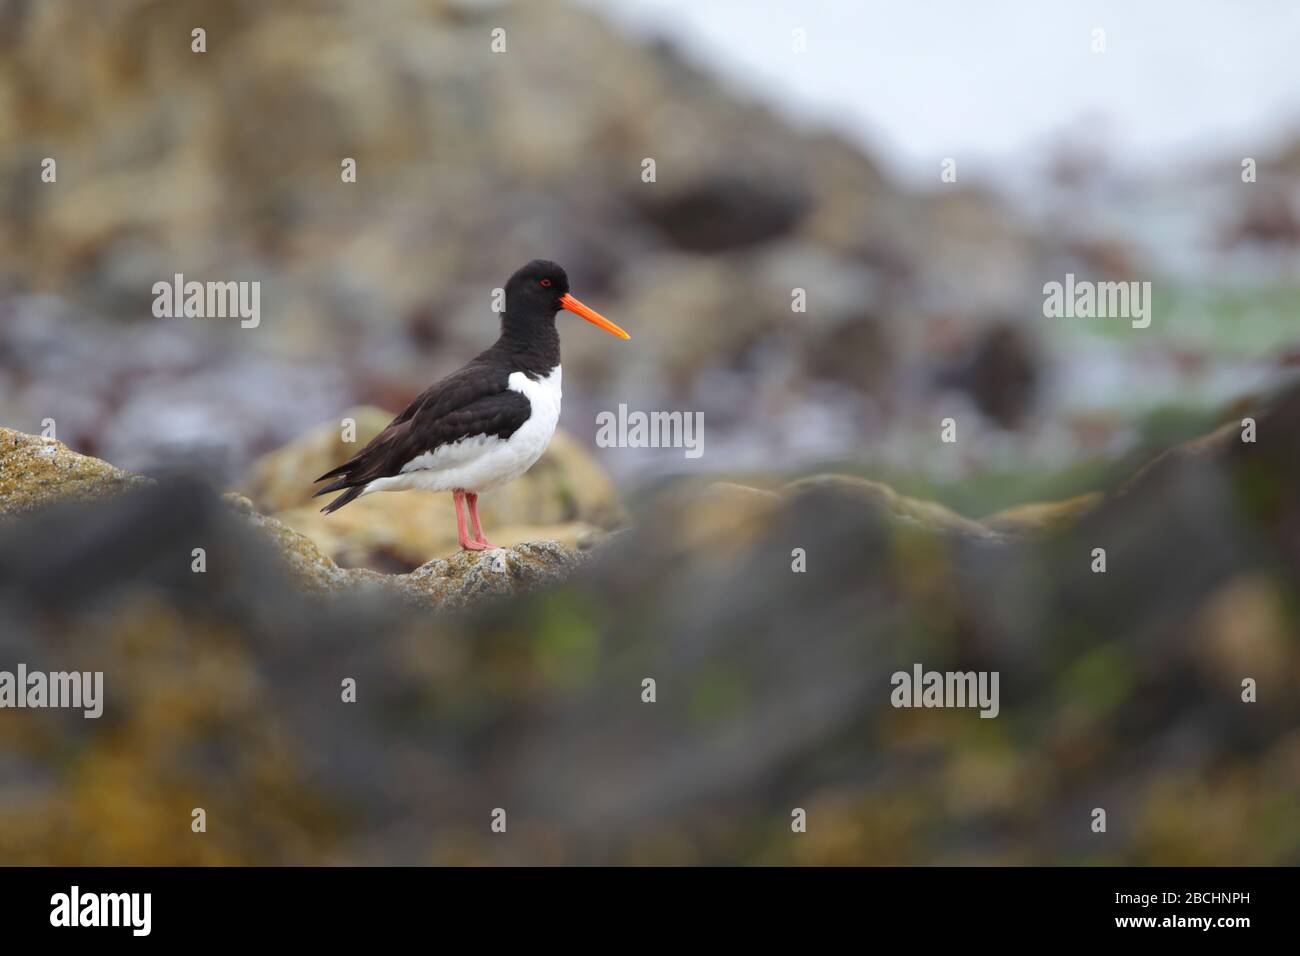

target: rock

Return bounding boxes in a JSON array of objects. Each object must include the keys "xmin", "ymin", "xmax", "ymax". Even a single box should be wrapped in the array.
[
  {"xmin": 0, "ymin": 427, "xmax": 588, "ymax": 607},
  {"xmin": 629, "ymin": 172, "xmax": 811, "ymax": 253},
  {"xmin": 674, "ymin": 481, "xmax": 783, "ymax": 554},
  {"xmin": 981, "ymin": 493, "xmax": 1103, "ymax": 536},
  {"xmin": 933, "ymin": 323, "xmax": 1040, "ymax": 429},
  {"xmin": 227, "ymin": 500, "xmax": 586, "ymax": 608},
  {"xmin": 380, "ymin": 541, "xmax": 589, "ymax": 611},
  {"xmin": 0, "ymin": 426, "xmax": 151, "ymax": 518},
  {"xmin": 222, "ymin": 492, "xmax": 350, "ymax": 594},
  {"xmin": 1116, "ymin": 419, "xmax": 1241, "ymax": 498},
  {"xmin": 224, "ymin": 492, "xmax": 588, "ymax": 606},
  {"xmin": 666, "ymin": 475, "xmax": 1097, "ymax": 552},
  {"xmin": 3, "ymin": 389, "xmax": 1299, "ymax": 864},
  {"xmin": 783, "ymin": 474, "xmax": 1000, "ymax": 539}
]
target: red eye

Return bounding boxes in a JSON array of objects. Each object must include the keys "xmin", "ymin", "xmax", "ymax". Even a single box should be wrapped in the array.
[{"xmin": 539, "ymin": 278, "xmax": 552, "ymax": 287}]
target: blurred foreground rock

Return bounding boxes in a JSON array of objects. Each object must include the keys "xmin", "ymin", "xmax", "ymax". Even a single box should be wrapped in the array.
[
  {"xmin": 0, "ymin": 384, "xmax": 1297, "ymax": 864},
  {"xmin": 676, "ymin": 476, "xmax": 1101, "ymax": 548},
  {"xmin": 981, "ymin": 492, "xmax": 1103, "ymax": 535}
]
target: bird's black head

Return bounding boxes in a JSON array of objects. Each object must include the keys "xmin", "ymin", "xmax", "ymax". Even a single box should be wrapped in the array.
[
  {"xmin": 504, "ymin": 259, "xmax": 571, "ymax": 316},
  {"xmin": 501, "ymin": 259, "xmax": 629, "ymax": 340}
]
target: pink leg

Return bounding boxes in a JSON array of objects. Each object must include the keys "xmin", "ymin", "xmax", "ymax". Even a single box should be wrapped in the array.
[
  {"xmin": 466, "ymin": 492, "xmax": 496, "ymax": 549},
  {"xmin": 453, "ymin": 490, "xmax": 485, "ymax": 551}
]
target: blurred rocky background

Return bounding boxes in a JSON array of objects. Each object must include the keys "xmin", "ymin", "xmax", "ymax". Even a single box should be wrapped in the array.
[
  {"xmin": 2, "ymin": 0, "xmax": 1294, "ymax": 498},
  {"xmin": 0, "ymin": 0, "xmax": 1297, "ymax": 864}
]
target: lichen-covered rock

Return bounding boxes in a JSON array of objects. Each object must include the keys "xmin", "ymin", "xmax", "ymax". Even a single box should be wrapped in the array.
[
  {"xmin": 224, "ymin": 491, "xmax": 587, "ymax": 606},
  {"xmin": 0, "ymin": 428, "xmax": 589, "ymax": 607},
  {"xmin": 380, "ymin": 541, "xmax": 589, "ymax": 611},
  {"xmin": 0, "ymin": 427, "xmax": 150, "ymax": 517}
]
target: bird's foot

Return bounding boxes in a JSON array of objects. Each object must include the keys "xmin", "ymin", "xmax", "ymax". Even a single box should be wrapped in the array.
[{"xmin": 460, "ymin": 537, "xmax": 496, "ymax": 551}]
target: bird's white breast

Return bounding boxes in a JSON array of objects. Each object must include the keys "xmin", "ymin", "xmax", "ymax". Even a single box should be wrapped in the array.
[{"xmin": 365, "ymin": 366, "xmax": 562, "ymax": 496}]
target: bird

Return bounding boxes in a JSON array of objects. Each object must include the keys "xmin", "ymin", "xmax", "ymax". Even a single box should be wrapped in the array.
[{"xmin": 312, "ymin": 260, "xmax": 629, "ymax": 551}]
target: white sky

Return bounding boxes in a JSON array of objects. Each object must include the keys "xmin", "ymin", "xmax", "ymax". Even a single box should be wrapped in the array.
[{"xmin": 581, "ymin": 0, "xmax": 1300, "ymax": 186}]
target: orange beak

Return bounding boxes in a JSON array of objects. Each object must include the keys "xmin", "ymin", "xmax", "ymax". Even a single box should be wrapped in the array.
[{"xmin": 560, "ymin": 293, "xmax": 630, "ymax": 340}]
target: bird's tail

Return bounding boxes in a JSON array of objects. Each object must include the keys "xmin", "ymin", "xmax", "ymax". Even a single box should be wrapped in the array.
[
  {"xmin": 312, "ymin": 472, "xmax": 367, "ymax": 514},
  {"xmin": 318, "ymin": 485, "xmax": 365, "ymax": 514},
  {"xmin": 312, "ymin": 421, "xmax": 404, "ymax": 514}
]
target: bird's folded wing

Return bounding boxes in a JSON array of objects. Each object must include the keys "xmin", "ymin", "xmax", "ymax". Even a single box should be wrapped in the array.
[{"xmin": 313, "ymin": 365, "xmax": 532, "ymax": 497}]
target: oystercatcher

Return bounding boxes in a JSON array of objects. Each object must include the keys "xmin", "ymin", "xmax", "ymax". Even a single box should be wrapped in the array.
[{"xmin": 313, "ymin": 260, "xmax": 629, "ymax": 551}]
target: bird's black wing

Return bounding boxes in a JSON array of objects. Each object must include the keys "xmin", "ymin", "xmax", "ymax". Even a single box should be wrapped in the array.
[{"xmin": 312, "ymin": 361, "xmax": 532, "ymax": 514}]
